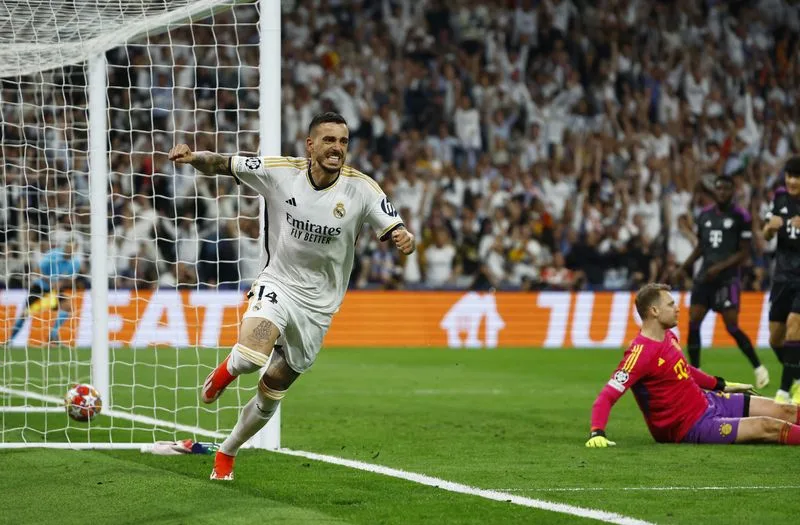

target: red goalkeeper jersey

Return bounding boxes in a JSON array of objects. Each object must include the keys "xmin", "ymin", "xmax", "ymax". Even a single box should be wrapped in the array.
[{"xmin": 590, "ymin": 330, "xmax": 718, "ymax": 443}]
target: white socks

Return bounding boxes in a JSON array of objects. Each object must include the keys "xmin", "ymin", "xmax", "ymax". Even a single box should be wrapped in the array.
[
  {"xmin": 226, "ymin": 343, "xmax": 269, "ymax": 376},
  {"xmin": 219, "ymin": 381, "xmax": 285, "ymax": 456}
]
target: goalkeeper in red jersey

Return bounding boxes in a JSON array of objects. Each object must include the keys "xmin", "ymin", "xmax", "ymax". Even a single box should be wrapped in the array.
[{"xmin": 586, "ymin": 283, "xmax": 800, "ymax": 447}]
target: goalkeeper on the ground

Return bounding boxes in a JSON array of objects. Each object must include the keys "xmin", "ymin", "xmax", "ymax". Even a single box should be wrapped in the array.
[
  {"xmin": 586, "ymin": 283, "xmax": 800, "ymax": 447},
  {"xmin": 8, "ymin": 241, "xmax": 82, "ymax": 345}
]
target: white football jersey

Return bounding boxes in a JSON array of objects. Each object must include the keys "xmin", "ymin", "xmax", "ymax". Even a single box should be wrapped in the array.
[{"xmin": 230, "ymin": 156, "xmax": 404, "ymax": 314}]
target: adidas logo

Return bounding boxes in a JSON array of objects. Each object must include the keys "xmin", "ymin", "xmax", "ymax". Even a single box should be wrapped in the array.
[
  {"xmin": 781, "ymin": 206, "xmax": 789, "ymax": 213},
  {"xmin": 285, "ymin": 197, "xmax": 297, "ymax": 206}
]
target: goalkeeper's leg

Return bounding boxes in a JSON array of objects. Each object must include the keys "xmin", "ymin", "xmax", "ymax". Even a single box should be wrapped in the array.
[
  {"xmin": 211, "ymin": 348, "xmax": 299, "ymax": 480},
  {"xmin": 735, "ymin": 396, "xmax": 800, "ymax": 445},
  {"xmin": 48, "ymin": 294, "xmax": 72, "ymax": 344},
  {"xmin": 735, "ymin": 417, "xmax": 800, "ymax": 445},
  {"xmin": 201, "ymin": 317, "xmax": 279, "ymax": 404},
  {"xmin": 9, "ymin": 285, "xmax": 46, "ymax": 341}
]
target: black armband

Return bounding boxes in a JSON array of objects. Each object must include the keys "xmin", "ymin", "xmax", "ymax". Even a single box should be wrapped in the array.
[
  {"xmin": 228, "ymin": 156, "xmax": 239, "ymax": 183},
  {"xmin": 713, "ymin": 376, "xmax": 726, "ymax": 391},
  {"xmin": 379, "ymin": 222, "xmax": 405, "ymax": 242}
]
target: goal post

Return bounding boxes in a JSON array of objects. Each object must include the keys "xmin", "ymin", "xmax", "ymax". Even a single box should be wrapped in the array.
[
  {"xmin": 254, "ymin": 0, "xmax": 282, "ymax": 451},
  {"xmin": 88, "ymin": 51, "xmax": 110, "ymax": 410},
  {"xmin": 0, "ymin": 0, "xmax": 281, "ymax": 450}
]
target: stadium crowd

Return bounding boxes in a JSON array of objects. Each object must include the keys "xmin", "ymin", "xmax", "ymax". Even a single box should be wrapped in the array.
[{"xmin": 2, "ymin": 0, "xmax": 800, "ymax": 292}]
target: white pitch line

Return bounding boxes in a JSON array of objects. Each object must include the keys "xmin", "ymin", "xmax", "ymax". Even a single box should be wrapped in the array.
[
  {"xmin": 0, "ymin": 406, "xmax": 63, "ymax": 413},
  {"xmin": 495, "ymin": 485, "xmax": 800, "ymax": 492},
  {"xmin": 0, "ymin": 385, "xmax": 226, "ymax": 440},
  {"xmin": 0, "ymin": 442, "xmax": 151, "ymax": 450},
  {"xmin": 276, "ymin": 448, "xmax": 654, "ymax": 525},
  {"xmin": 1, "ymin": 387, "xmax": 652, "ymax": 523}
]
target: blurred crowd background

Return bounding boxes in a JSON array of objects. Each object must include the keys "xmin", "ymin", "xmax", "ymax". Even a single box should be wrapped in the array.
[{"xmin": 1, "ymin": 0, "xmax": 799, "ymax": 292}]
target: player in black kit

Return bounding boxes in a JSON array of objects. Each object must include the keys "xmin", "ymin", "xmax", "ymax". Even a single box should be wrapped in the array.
[
  {"xmin": 764, "ymin": 156, "xmax": 800, "ymax": 404},
  {"xmin": 676, "ymin": 175, "xmax": 769, "ymax": 389}
]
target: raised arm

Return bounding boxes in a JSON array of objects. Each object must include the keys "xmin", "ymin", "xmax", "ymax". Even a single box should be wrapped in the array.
[{"xmin": 168, "ymin": 144, "xmax": 232, "ymax": 176}]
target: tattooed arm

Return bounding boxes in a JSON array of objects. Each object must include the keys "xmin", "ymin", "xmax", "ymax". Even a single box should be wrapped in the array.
[{"xmin": 168, "ymin": 144, "xmax": 232, "ymax": 176}]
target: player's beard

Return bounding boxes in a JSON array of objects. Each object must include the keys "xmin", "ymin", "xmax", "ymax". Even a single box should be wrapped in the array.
[{"xmin": 318, "ymin": 153, "xmax": 344, "ymax": 174}]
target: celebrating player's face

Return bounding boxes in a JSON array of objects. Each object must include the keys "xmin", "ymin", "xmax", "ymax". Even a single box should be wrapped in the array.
[
  {"xmin": 786, "ymin": 172, "xmax": 800, "ymax": 197},
  {"xmin": 308, "ymin": 122, "xmax": 349, "ymax": 174}
]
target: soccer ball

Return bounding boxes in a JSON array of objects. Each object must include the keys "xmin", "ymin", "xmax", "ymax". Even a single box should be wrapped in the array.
[{"xmin": 65, "ymin": 384, "xmax": 102, "ymax": 422}]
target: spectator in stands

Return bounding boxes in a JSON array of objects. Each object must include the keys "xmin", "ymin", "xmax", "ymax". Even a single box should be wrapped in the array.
[
  {"xmin": 422, "ymin": 227, "xmax": 458, "ymax": 287},
  {"xmin": 6, "ymin": 0, "xmax": 800, "ymax": 295}
]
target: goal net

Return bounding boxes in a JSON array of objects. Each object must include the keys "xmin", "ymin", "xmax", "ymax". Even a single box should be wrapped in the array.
[{"xmin": 0, "ymin": 0, "xmax": 280, "ymax": 449}]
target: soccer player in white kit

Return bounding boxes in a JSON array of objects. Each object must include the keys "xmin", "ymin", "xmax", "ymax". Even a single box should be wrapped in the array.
[{"xmin": 168, "ymin": 112, "xmax": 416, "ymax": 480}]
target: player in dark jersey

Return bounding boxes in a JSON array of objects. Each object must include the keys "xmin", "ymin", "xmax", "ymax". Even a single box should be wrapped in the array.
[
  {"xmin": 586, "ymin": 283, "xmax": 800, "ymax": 448},
  {"xmin": 675, "ymin": 175, "xmax": 768, "ymax": 388},
  {"xmin": 763, "ymin": 156, "xmax": 800, "ymax": 404}
]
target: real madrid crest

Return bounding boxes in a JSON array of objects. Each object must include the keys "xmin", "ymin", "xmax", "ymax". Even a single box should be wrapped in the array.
[{"xmin": 333, "ymin": 202, "xmax": 346, "ymax": 219}]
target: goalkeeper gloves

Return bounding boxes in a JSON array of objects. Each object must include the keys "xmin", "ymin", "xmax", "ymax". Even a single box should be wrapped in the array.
[
  {"xmin": 585, "ymin": 429, "xmax": 616, "ymax": 448},
  {"xmin": 714, "ymin": 376, "xmax": 758, "ymax": 395},
  {"xmin": 723, "ymin": 381, "xmax": 758, "ymax": 395}
]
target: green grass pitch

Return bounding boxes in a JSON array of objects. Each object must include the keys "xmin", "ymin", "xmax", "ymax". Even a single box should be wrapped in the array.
[{"xmin": 1, "ymin": 346, "xmax": 797, "ymax": 524}]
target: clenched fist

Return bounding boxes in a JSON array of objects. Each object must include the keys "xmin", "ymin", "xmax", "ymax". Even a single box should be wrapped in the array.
[
  {"xmin": 168, "ymin": 144, "xmax": 194, "ymax": 164},
  {"xmin": 392, "ymin": 228, "xmax": 415, "ymax": 255}
]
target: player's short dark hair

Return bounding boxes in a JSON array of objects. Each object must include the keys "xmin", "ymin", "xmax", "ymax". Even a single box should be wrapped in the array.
[
  {"xmin": 635, "ymin": 283, "xmax": 671, "ymax": 320},
  {"xmin": 308, "ymin": 112, "xmax": 348, "ymax": 135},
  {"xmin": 784, "ymin": 156, "xmax": 800, "ymax": 177},
  {"xmin": 715, "ymin": 174, "xmax": 734, "ymax": 186}
]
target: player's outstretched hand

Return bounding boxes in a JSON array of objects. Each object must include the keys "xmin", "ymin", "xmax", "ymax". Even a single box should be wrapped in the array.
[
  {"xmin": 168, "ymin": 144, "xmax": 194, "ymax": 165},
  {"xmin": 392, "ymin": 228, "xmax": 415, "ymax": 255},
  {"xmin": 585, "ymin": 430, "xmax": 616, "ymax": 448},
  {"xmin": 723, "ymin": 381, "xmax": 757, "ymax": 395}
]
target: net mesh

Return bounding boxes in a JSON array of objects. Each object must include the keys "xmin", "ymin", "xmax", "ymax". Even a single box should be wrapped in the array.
[
  {"xmin": 0, "ymin": 0, "xmax": 243, "ymax": 78},
  {"xmin": 1, "ymin": 0, "xmax": 264, "ymax": 445}
]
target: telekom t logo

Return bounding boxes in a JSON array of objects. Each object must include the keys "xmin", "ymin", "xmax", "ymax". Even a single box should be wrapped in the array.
[
  {"xmin": 709, "ymin": 230, "xmax": 723, "ymax": 248},
  {"xmin": 788, "ymin": 223, "xmax": 800, "ymax": 240}
]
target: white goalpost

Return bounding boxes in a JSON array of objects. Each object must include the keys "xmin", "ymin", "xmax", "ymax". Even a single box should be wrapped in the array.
[{"xmin": 0, "ymin": 0, "xmax": 281, "ymax": 450}]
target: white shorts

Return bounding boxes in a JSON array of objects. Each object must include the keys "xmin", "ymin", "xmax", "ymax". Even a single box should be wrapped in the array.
[{"xmin": 241, "ymin": 277, "xmax": 332, "ymax": 373}]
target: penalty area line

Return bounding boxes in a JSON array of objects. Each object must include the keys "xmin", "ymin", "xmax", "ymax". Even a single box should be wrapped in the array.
[
  {"xmin": 276, "ymin": 448, "xmax": 653, "ymax": 525},
  {"xmin": 495, "ymin": 485, "xmax": 800, "ymax": 492}
]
